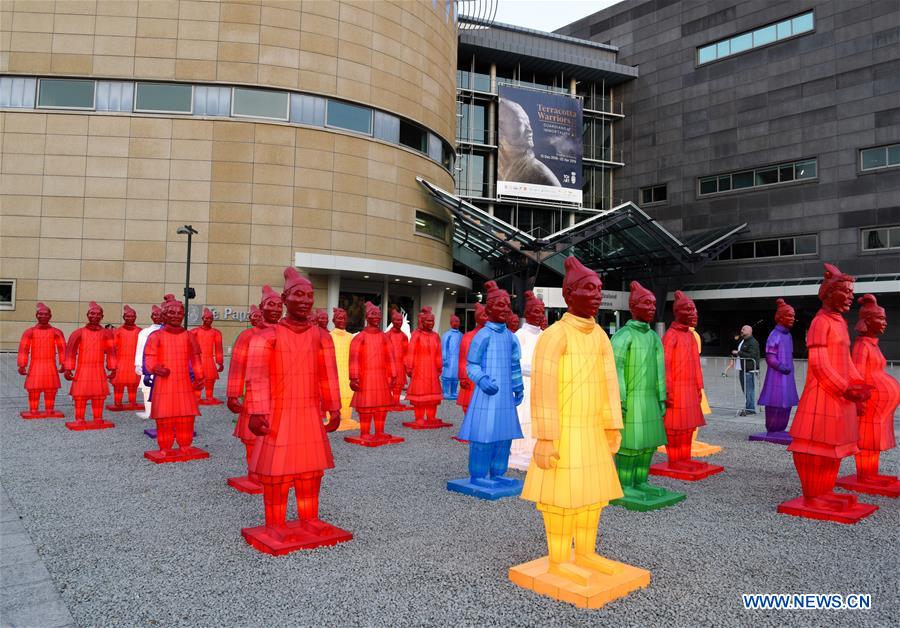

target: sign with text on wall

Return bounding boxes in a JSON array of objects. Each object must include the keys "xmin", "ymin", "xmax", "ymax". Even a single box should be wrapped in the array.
[
  {"xmin": 497, "ymin": 86, "xmax": 583, "ymax": 204},
  {"xmin": 188, "ymin": 304, "xmax": 252, "ymax": 324}
]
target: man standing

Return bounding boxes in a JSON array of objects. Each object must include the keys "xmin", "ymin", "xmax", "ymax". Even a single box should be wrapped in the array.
[{"xmin": 733, "ymin": 325, "xmax": 760, "ymax": 416}]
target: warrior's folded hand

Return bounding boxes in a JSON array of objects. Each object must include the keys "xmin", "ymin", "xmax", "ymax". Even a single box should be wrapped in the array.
[
  {"xmin": 349, "ymin": 378, "xmax": 360, "ymax": 392},
  {"xmin": 17, "ymin": 366, "xmax": 26, "ymax": 376},
  {"xmin": 605, "ymin": 429, "xmax": 622, "ymax": 455},
  {"xmin": 477, "ymin": 376, "xmax": 499, "ymax": 395},
  {"xmin": 325, "ymin": 410, "xmax": 341, "ymax": 433},
  {"xmin": 249, "ymin": 414, "xmax": 271, "ymax": 436},
  {"xmin": 151, "ymin": 365, "xmax": 170, "ymax": 377},
  {"xmin": 227, "ymin": 396, "xmax": 243, "ymax": 414},
  {"xmin": 192, "ymin": 377, "xmax": 204, "ymax": 390},
  {"xmin": 64, "ymin": 370, "xmax": 74, "ymax": 381},
  {"xmin": 107, "ymin": 368, "xmax": 116, "ymax": 382},
  {"xmin": 513, "ymin": 389, "xmax": 524, "ymax": 406},
  {"xmin": 534, "ymin": 439, "xmax": 559, "ymax": 470}
]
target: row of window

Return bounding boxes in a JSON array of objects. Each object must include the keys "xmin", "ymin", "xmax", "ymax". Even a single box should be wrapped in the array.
[
  {"xmin": 862, "ymin": 225, "xmax": 900, "ymax": 251},
  {"xmin": 0, "ymin": 76, "xmax": 454, "ymax": 171},
  {"xmin": 697, "ymin": 11, "xmax": 814, "ymax": 65},
  {"xmin": 414, "ymin": 211, "xmax": 449, "ymax": 240},
  {"xmin": 699, "ymin": 159, "xmax": 817, "ymax": 196},
  {"xmin": 860, "ymin": 144, "xmax": 900, "ymax": 171},
  {"xmin": 716, "ymin": 234, "xmax": 818, "ymax": 262},
  {"xmin": 640, "ymin": 184, "xmax": 667, "ymax": 205}
]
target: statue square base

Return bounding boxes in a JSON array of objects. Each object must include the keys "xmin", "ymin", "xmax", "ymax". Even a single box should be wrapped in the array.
[
  {"xmin": 20, "ymin": 410, "xmax": 64, "ymax": 419},
  {"xmin": 65, "ymin": 420, "xmax": 115, "ymax": 431},
  {"xmin": 777, "ymin": 494, "xmax": 878, "ymax": 524},
  {"xmin": 447, "ymin": 477, "xmax": 523, "ymax": 500},
  {"xmin": 649, "ymin": 460, "xmax": 724, "ymax": 482},
  {"xmin": 690, "ymin": 440, "xmax": 722, "ymax": 457},
  {"xmin": 144, "ymin": 446, "xmax": 210, "ymax": 464},
  {"xmin": 836, "ymin": 474, "xmax": 899, "ymax": 498},
  {"xmin": 612, "ymin": 489, "xmax": 686, "ymax": 512},
  {"xmin": 198, "ymin": 397, "xmax": 223, "ymax": 406},
  {"xmin": 335, "ymin": 418, "xmax": 360, "ymax": 432},
  {"xmin": 106, "ymin": 403, "xmax": 145, "ymax": 412},
  {"xmin": 452, "ymin": 436, "xmax": 469, "ymax": 443},
  {"xmin": 343, "ymin": 434, "xmax": 405, "ymax": 448},
  {"xmin": 748, "ymin": 431, "xmax": 792, "ymax": 445},
  {"xmin": 227, "ymin": 476, "xmax": 263, "ymax": 494},
  {"xmin": 509, "ymin": 554, "xmax": 651, "ymax": 609},
  {"xmin": 403, "ymin": 419, "xmax": 453, "ymax": 430},
  {"xmin": 241, "ymin": 521, "xmax": 352, "ymax": 556}
]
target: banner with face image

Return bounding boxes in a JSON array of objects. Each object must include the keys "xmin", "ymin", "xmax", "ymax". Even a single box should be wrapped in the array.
[{"xmin": 497, "ymin": 86, "xmax": 583, "ymax": 204}]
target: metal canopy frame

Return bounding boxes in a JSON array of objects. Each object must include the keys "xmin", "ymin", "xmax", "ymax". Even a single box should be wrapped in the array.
[{"xmin": 417, "ymin": 177, "xmax": 748, "ymax": 287}]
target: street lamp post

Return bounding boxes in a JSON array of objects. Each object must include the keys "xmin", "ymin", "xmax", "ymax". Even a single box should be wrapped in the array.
[{"xmin": 177, "ymin": 225, "xmax": 198, "ymax": 329}]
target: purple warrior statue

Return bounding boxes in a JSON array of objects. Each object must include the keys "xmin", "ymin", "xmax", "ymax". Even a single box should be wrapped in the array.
[{"xmin": 750, "ymin": 299, "xmax": 799, "ymax": 445}]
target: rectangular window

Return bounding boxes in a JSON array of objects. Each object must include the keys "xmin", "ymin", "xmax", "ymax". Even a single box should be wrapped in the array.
[
  {"xmin": 38, "ymin": 78, "xmax": 95, "ymax": 109},
  {"xmin": 326, "ymin": 99, "xmax": 372, "ymax": 134},
  {"xmin": 699, "ymin": 159, "xmax": 816, "ymax": 196},
  {"xmin": 0, "ymin": 76, "xmax": 37, "ymax": 108},
  {"xmin": 96, "ymin": 81, "xmax": 134, "ymax": 112},
  {"xmin": 427, "ymin": 133, "xmax": 442, "ymax": 163},
  {"xmin": 697, "ymin": 11, "xmax": 814, "ymax": 65},
  {"xmin": 456, "ymin": 153, "xmax": 485, "ymax": 197},
  {"xmin": 373, "ymin": 110, "xmax": 399, "ymax": 142},
  {"xmin": 194, "ymin": 85, "xmax": 231, "ymax": 117},
  {"xmin": 232, "ymin": 87, "xmax": 288, "ymax": 121},
  {"xmin": 860, "ymin": 144, "xmax": 900, "ymax": 171},
  {"xmin": 0, "ymin": 279, "xmax": 14, "ymax": 310},
  {"xmin": 862, "ymin": 226, "xmax": 900, "ymax": 251},
  {"xmin": 290, "ymin": 93, "xmax": 326, "ymax": 126},
  {"xmin": 716, "ymin": 235, "xmax": 818, "ymax": 262},
  {"xmin": 399, "ymin": 120, "xmax": 427, "ymax": 152},
  {"xmin": 415, "ymin": 211, "xmax": 448, "ymax": 240},
  {"xmin": 640, "ymin": 184, "xmax": 667, "ymax": 205},
  {"xmin": 134, "ymin": 82, "xmax": 192, "ymax": 113}
]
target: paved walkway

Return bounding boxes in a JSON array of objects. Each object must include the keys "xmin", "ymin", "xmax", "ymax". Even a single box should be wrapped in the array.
[{"xmin": 1, "ymin": 484, "xmax": 75, "ymax": 628}]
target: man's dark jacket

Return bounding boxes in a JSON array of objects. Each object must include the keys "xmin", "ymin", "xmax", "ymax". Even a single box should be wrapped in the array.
[{"xmin": 738, "ymin": 335, "xmax": 761, "ymax": 372}]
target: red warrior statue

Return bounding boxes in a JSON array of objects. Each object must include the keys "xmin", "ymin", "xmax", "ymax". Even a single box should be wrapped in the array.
[
  {"xmin": 404, "ymin": 306, "xmax": 452, "ymax": 429},
  {"xmin": 387, "ymin": 310, "xmax": 410, "ymax": 410},
  {"xmin": 837, "ymin": 294, "xmax": 899, "ymax": 497},
  {"xmin": 778, "ymin": 264, "xmax": 877, "ymax": 523},
  {"xmin": 345, "ymin": 301, "xmax": 404, "ymax": 447},
  {"xmin": 17, "ymin": 302, "xmax": 66, "ymax": 419},
  {"xmin": 506, "ymin": 312, "xmax": 520, "ymax": 332},
  {"xmin": 649, "ymin": 291, "xmax": 724, "ymax": 481},
  {"xmin": 191, "ymin": 307, "xmax": 224, "ymax": 405},
  {"xmin": 457, "ymin": 303, "xmax": 488, "ymax": 414},
  {"xmin": 143, "ymin": 294, "xmax": 208, "ymax": 463},
  {"xmin": 241, "ymin": 267, "xmax": 350, "ymax": 555},
  {"xmin": 226, "ymin": 305, "xmax": 267, "ymax": 494},
  {"xmin": 107, "ymin": 305, "xmax": 143, "ymax": 411},
  {"xmin": 64, "ymin": 301, "xmax": 117, "ymax": 430}
]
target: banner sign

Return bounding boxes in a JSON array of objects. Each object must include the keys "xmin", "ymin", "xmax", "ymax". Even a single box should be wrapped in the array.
[{"xmin": 497, "ymin": 86, "xmax": 583, "ymax": 204}]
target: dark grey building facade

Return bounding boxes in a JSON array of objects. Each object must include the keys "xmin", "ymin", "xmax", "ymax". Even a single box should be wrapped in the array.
[{"xmin": 559, "ymin": 0, "xmax": 900, "ymax": 357}]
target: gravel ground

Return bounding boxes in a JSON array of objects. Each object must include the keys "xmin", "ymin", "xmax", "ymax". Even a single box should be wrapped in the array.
[{"xmin": 1, "ymin": 383, "xmax": 897, "ymax": 627}]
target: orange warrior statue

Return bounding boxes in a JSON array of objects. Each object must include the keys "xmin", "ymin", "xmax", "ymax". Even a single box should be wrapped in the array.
[
  {"xmin": 511, "ymin": 256, "xmax": 649, "ymax": 608},
  {"xmin": 17, "ymin": 302, "xmax": 66, "ymax": 419},
  {"xmin": 778, "ymin": 264, "xmax": 877, "ymax": 523},
  {"xmin": 404, "ymin": 306, "xmax": 452, "ymax": 429},
  {"xmin": 387, "ymin": 310, "xmax": 410, "ymax": 411},
  {"xmin": 345, "ymin": 301, "xmax": 404, "ymax": 447},
  {"xmin": 649, "ymin": 291, "xmax": 724, "ymax": 481},
  {"xmin": 331, "ymin": 306, "xmax": 360, "ymax": 431},
  {"xmin": 64, "ymin": 301, "xmax": 117, "ymax": 431},
  {"xmin": 107, "ymin": 305, "xmax": 143, "ymax": 411},
  {"xmin": 836, "ymin": 294, "xmax": 899, "ymax": 498},
  {"xmin": 191, "ymin": 307, "xmax": 224, "ymax": 405},
  {"xmin": 143, "ymin": 294, "xmax": 208, "ymax": 463},
  {"xmin": 241, "ymin": 267, "xmax": 351, "ymax": 555}
]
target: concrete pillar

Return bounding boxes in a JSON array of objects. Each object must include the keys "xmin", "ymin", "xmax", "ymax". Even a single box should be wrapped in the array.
[
  {"xmin": 326, "ymin": 274, "xmax": 340, "ymax": 330},
  {"xmin": 420, "ymin": 285, "xmax": 446, "ymax": 333}
]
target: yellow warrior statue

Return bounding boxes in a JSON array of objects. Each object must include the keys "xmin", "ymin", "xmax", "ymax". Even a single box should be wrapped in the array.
[{"xmin": 510, "ymin": 256, "xmax": 650, "ymax": 608}]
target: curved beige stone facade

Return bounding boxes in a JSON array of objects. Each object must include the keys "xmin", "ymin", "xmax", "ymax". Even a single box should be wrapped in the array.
[
  {"xmin": 0, "ymin": 1, "xmax": 459, "ymax": 348},
  {"xmin": 0, "ymin": 0, "xmax": 458, "ymax": 143}
]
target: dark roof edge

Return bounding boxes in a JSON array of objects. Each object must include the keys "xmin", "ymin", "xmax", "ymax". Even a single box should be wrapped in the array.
[{"xmin": 459, "ymin": 16, "xmax": 620, "ymax": 53}]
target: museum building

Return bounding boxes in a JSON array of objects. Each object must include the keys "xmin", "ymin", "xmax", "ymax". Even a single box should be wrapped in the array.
[{"xmin": 2, "ymin": 0, "xmax": 898, "ymax": 357}]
